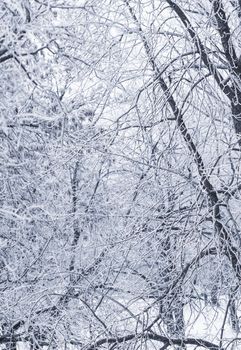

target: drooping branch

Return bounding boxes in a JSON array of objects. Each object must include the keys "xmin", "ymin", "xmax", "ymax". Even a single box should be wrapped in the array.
[
  {"xmin": 86, "ymin": 331, "xmax": 221, "ymax": 350},
  {"xmin": 0, "ymin": 332, "xmax": 222, "ymax": 350}
]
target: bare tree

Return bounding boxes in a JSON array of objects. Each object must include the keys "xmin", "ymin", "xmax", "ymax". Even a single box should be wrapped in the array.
[{"xmin": 1, "ymin": 0, "xmax": 241, "ymax": 349}]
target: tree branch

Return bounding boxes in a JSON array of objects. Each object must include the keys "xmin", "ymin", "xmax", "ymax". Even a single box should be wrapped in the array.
[
  {"xmin": 211, "ymin": 0, "xmax": 240, "ymax": 74},
  {"xmin": 165, "ymin": 0, "xmax": 234, "ymax": 100},
  {"xmin": 87, "ymin": 331, "xmax": 221, "ymax": 350}
]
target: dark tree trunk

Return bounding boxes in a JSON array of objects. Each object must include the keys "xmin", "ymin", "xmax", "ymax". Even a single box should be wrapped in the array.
[{"xmin": 230, "ymin": 299, "xmax": 240, "ymax": 333}]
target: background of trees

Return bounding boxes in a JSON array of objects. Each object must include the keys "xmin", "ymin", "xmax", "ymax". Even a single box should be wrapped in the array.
[{"xmin": 1, "ymin": 0, "xmax": 241, "ymax": 349}]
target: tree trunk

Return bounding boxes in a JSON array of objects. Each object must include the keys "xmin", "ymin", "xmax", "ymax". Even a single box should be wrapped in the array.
[{"xmin": 159, "ymin": 236, "xmax": 185, "ymax": 347}]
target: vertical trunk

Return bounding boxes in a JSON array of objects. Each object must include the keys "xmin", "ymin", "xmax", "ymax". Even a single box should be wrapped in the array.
[
  {"xmin": 162, "ymin": 290, "xmax": 185, "ymax": 338},
  {"xmin": 229, "ymin": 288, "xmax": 240, "ymax": 333},
  {"xmin": 159, "ymin": 236, "xmax": 185, "ymax": 346},
  {"xmin": 211, "ymin": 270, "xmax": 221, "ymax": 306},
  {"xmin": 211, "ymin": 283, "xmax": 219, "ymax": 306},
  {"xmin": 69, "ymin": 161, "xmax": 81, "ymax": 278},
  {"xmin": 230, "ymin": 299, "xmax": 240, "ymax": 333}
]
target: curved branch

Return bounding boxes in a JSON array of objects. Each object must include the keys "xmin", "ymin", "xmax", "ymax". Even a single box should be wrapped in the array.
[{"xmin": 87, "ymin": 331, "xmax": 221, "ymax": 350}]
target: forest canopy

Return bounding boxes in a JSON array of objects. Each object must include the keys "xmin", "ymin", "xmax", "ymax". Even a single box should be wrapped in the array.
[{"xmin": 1, "ymin": 0, "xmax": 241, "ymax": 349}]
